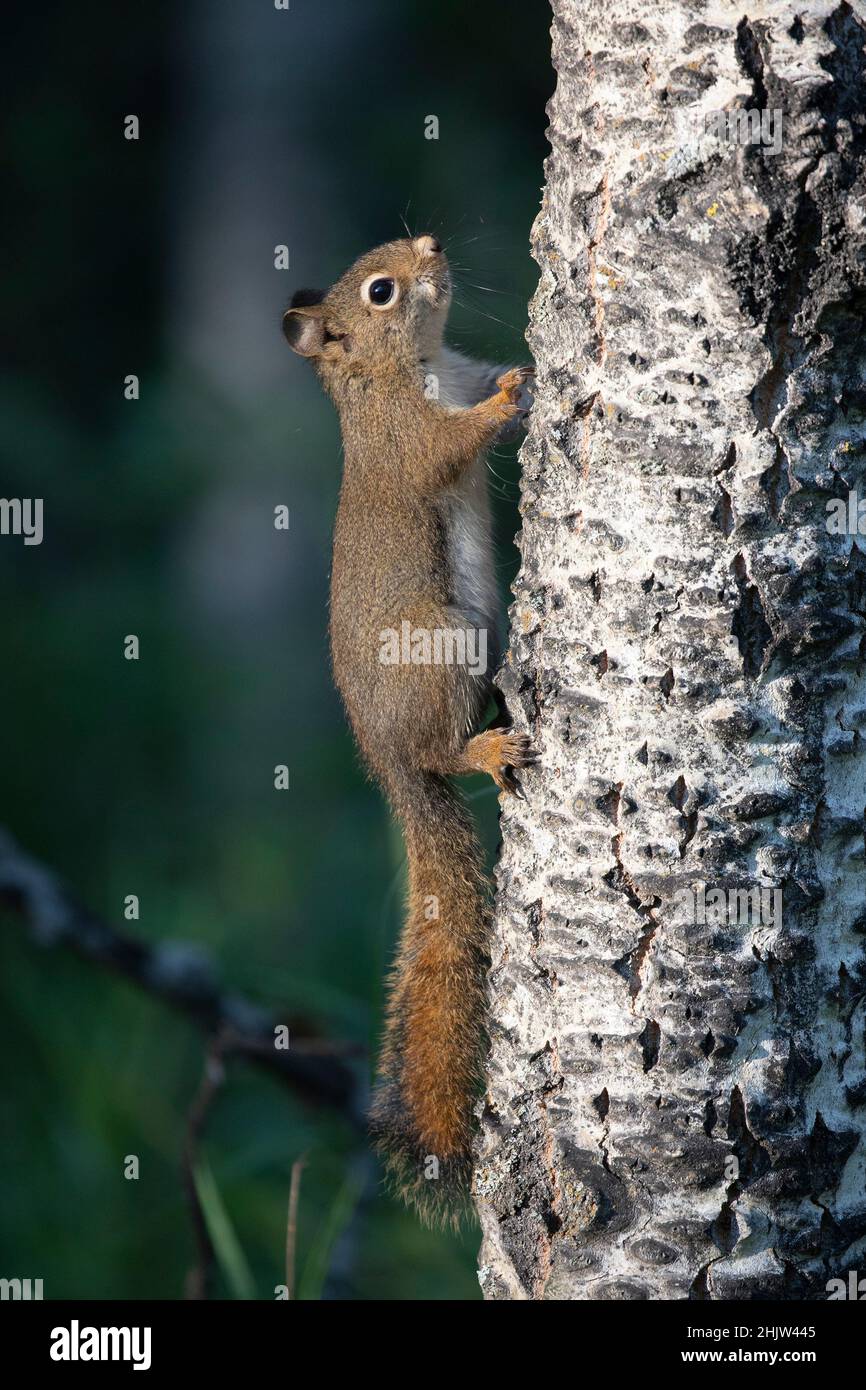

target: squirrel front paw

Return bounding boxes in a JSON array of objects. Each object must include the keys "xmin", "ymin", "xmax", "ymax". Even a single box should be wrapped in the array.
[
  {"xmin": 495, "ymin": 366, "xmax": 534, "ymax": 410},
  {"xmin": 494, "ymin": 366, "xmax": 534, "ymax": 438}
]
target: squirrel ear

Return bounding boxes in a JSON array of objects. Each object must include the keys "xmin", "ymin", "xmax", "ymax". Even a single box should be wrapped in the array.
[{"xmin": 282, "ymin": 304, "xmax": 325, "ymax": 357}]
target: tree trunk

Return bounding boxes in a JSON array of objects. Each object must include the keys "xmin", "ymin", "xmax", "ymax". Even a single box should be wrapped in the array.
[{"xmin": 476, "ymin": 0, "xmax": 866, "ymax": 1301}]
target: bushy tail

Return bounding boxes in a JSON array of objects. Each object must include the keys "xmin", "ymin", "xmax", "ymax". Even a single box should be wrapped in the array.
[{"xmin": 369, "ymin": 769, "xmax": 491, "ymax": 1227}]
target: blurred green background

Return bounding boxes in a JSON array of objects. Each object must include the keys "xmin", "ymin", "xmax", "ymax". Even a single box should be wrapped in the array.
[{"xmin": 1, "ymin": 0, "xmax": 550, "ymax": 1299}]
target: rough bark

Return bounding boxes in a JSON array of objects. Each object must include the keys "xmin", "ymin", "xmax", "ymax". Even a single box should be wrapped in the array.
[{"xmin": 476, "ymin": 0, "xmax": 866, "ymax": 1300}]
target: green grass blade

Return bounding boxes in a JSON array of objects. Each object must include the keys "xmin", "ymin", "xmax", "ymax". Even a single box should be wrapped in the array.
[
  {"xmin": 296, "ymin": 1164, "xmax": 366, "ymax": 1301},
  {"xmin": 193, "ymin": 1157, "xmax": 257, "ymax": 1301}
]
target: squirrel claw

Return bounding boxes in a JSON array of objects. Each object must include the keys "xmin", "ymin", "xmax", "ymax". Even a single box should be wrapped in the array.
[{"xmin": 504, "ymin": 769, "xmax": 528, "ymax": 801}]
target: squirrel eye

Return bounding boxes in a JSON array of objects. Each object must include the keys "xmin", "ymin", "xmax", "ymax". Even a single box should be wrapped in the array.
[{"xmin": 361, "ymin": 274, "xmax": 399, "ymax": 310}]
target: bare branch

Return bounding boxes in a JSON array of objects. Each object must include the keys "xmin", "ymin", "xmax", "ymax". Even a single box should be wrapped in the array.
[{"xmin": 0, "ymin": 828, "xmax": 362, "ymax": 1119}]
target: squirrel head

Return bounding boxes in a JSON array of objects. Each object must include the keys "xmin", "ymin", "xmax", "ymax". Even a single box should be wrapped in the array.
[{"xmin": 283, "ymin": 236, "xmax": 451, "ymax": 387}]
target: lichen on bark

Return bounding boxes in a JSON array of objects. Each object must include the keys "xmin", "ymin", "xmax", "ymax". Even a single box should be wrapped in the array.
[{"xmin": 476, "ymin": 0, "xmax": 866, "ymax": 1301}]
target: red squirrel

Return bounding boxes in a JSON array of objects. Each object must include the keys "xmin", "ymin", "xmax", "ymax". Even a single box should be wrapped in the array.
[{"xmin": 283, "ymin": 235, "xmax": 536, "ymax": 1224}]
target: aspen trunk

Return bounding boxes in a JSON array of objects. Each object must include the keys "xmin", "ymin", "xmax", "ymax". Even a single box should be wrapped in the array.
[{"xmin": 476, "ymin": 0, "xmax": 866, "ymax": 1301}]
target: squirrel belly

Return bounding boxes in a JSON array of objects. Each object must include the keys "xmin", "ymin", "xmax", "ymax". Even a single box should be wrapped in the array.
[
  {"xmin": 429, "ymin": 343, "xmax": 507, "ymax": 663},
  {"xmin": 437, "ymin": 456, "xmax": 500, "ymax": 671}
]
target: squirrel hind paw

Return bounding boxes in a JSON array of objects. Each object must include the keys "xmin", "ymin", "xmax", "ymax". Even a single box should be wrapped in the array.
[
  {"xmin": 469, "ymin": 728, "xmax": 539, "ymax": 793},
  {"xmin": 499, "ymin": 730, "xmax": 539, "ymax": 767},
  {"xmin": 497, "ymin": 734, "xmax": 540, "ymax": 796}
]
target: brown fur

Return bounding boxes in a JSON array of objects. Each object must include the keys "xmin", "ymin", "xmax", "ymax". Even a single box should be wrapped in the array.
[{"xmin": 283, "ymin": 237, "xmax": 535, "ymax": 1224}]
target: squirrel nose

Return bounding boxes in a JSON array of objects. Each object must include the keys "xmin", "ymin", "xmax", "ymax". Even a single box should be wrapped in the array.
[{"xmin": 413, "ymin": 235, "xmax": 442, "ymax": 257}]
